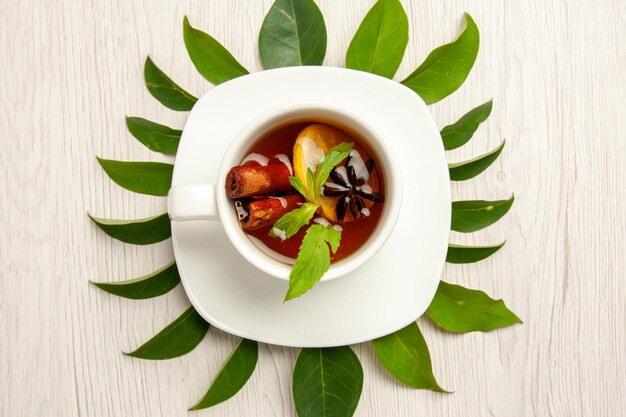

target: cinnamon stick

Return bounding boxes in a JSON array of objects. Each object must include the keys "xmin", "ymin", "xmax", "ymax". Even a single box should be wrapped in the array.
[
  {"xmin": 237, "ymin": 194, "xmax": 305, "ymax": 231},
  {"xmin": 225, "ymin": 161, "xmax": 293, "ymax": 198}
]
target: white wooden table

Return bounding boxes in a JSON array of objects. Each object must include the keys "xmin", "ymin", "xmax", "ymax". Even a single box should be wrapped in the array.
[{"xmin": 1, "ymin": 1, "xmax": 624, "ymax": 416}]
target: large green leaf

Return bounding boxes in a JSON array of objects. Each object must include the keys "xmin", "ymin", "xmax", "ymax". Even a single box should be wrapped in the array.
[
  {"xmin": 448, "ymin": 140, "xmax": 505, "ymax": 181},
  {"xmin": 126, "ymin": 117, "xmax": 181, "ymax": 154},
  {"xmin": 402, "ymin": 13, "xmax": 479, "ymax": 104},
  {"xmin": 372, "ymin": 322, "xmax": 447, "ymax": 392},
  {"xmin": 91, "ymin": 261, "xmax": 180, "ymax": 300},
  {"xmin": 446, "ymin": 242, "xmax": 505, "ymax": 264},
  {"xmin": 183, "ymin": 16, "xmax": 249, "ymax": 85},
  {"xmin": 190, "ymin": 339, "xmax": 258, "ymax": 410},
  {"xmin": 451, "ymin": 195, "xmax": 514, "ymax": 233},
  {"xmin": 259, "ymin": 0, "xmax": 327, "ymax": 68},
  {"xmin": 293, "ymin": 346, "xmax": 363, "ymax": 417},
  {"xmin": 345, "ymin": 0, "xmax": 409, "ymax": 78},
  {"xmin": 441, "ymin": 100, "xmax": 492, "ymax": 150},
  {"xmin": 144, "ymin": 56, "xmax": 197, "ymax": 111},
  {"xmin": 427, "ymin": 281, "xmax": 521, "ymax": 332},
  {"xmin": 97, "ymin": 157, "xmax": 173, "ymax": 196},
  {"xmin": 125, "ymin": 306, "xmax": 209, "ymax": 360},
  {"xmin": 88, "ymin": 212, "xmax": 171, "ymax": 245}
]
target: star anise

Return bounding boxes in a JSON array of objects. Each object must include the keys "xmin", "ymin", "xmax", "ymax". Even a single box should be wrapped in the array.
[{"xmin": 321, "ymin": 151, "xmax": 385, "ymax": 222}]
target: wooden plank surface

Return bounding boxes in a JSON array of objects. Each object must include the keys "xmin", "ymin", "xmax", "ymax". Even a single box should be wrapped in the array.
[{"xmin": 1, "ymin": 0, "xmax": 624, "ymax": 416}]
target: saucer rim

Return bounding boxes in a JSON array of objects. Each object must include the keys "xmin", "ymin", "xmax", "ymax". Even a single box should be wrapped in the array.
[{"xmin": 171, "ymin": 66, "xmax": 450, "ymax": 347}]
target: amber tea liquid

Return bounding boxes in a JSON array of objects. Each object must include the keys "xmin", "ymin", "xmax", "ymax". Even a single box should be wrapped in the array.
[{"xmin": 242, "ymin": 121, "xmax": 384, "ymax": 264}]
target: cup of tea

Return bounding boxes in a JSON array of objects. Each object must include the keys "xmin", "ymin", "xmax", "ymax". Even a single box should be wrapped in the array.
[{"xmin": 168, "ymin": 101, "xmax": 402, "ymax": 281}]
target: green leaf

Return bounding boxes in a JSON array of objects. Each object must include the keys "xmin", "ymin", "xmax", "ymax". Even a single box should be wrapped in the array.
[
  {"xmin": 451, "ymin": 195, "xmax": 514, "ymax": 233},
  {"xmin": 126, "ymin": 117, "xmax": 181, "ymax": 154},
  {"xmin": 441, "ymin": 100, "xmax": 492, "ymax": 150},
  {"xmin": 88, "ymin": 212, "xmax": 171, "ymax": 245},
  {"xmin": 91, "ymin": 261, "xmax": 180, "ymax": 300},
  {"xmin": 190, "ymin": 339, "xmax": 258, "ymax": 410},
  {"xmin": 372, "ymin": 322, "xmax": 447, "ymax": 392},
  {"xmin": 183, "ymin": 16, "xmax": 249, "ymax": 85},
  {"xmin": 402, "ymin": 13, "xmax": 479, "ymax": 104},
  {"xmin": 259, "ymin": 0, "xmax": 327, "ymax": 68},
  {"xmin": 293, "ymin": 347, "xmax": 363, "ymax": 417},
  {"xmin": 285, "ymin": 224, "xmax": 342, "ymax": 301},
  {"xmin": 144, "ymin": 56, "xmax": 197, "ymax": 111},
  {"xmin": 289, "ymin": 176, "xmax": 315, "ymax": 202},
  {"xmin": 446, "ymin": 242, "xmax": 505, "ymax": 264},
  {"xmin": 97, "ymin": 157, "xmax": 173, "ymax": 196},
  {"xmin": 448, "ymin": 140, "xmax": 505, "ymax": 181},
  {"xmin": 427, "ymin": 281, "xmax": 522, "ymax": 333},
  {"xmin": 125, "ymin": 306, "xmax": 209, "ymax": 360},
  {"xmin": 313, "ymin": 142, "xmax": 353, "ymax": 199},
  {"xmin": 345, "ymin": 0, "xmax": 409, "ymax": 78},
  {"xmin": 306, "ymin": 168, "xmax": 315, "ymax": 195},
  {"xmin": 324, "ymin": 225, "xmax": 341, "ymax": 253},
  {"xmin": 269, "ymin": 202, "xmax": 319, "ymax": 239}
]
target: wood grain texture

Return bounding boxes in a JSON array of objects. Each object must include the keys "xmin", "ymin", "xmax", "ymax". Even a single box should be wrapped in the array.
[{"xmin": 0, "ymin": 0, "xmax": 624, "ymax": 416}]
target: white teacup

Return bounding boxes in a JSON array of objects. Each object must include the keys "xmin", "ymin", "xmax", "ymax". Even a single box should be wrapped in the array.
[{"xmin": 167, "ymin": 101, "xmax": 402, "ymax": 281}]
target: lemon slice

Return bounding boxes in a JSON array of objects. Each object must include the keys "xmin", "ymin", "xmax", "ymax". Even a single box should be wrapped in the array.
[
  {"xmin": 294, "ymin": 124, "xmax": 341, "ymax": 179},
  {"xmin": 293, "ymin": 124, "xmax": 351, "ymax": 222}
]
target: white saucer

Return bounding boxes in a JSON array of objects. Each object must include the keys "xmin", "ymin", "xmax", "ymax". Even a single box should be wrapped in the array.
[{"xmin": 171, "ymin": 67, "xmax": 450, "ymax": 347}]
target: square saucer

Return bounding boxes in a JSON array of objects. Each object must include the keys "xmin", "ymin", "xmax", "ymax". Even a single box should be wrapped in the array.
[{"xmin": 171, "ymin": 67, "xmax": 450, "ymax": 347}]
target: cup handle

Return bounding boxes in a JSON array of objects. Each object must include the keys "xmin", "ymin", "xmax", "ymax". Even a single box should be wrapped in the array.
[{"xmin": 167, "ymin": 184, "xmax": 219, "ymax": 221}]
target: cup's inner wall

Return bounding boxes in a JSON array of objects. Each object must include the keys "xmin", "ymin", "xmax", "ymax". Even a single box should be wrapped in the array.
[{"xmin": 222, "ymin": 105, "xmax": 393, "ymax": 270}]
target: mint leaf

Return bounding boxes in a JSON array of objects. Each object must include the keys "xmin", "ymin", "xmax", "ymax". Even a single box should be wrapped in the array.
[
  {"xmin": 325, "ymin": 229, "xmax": 340, "ymax": 253},
  {"xmin": 285, "ymin": 224, "xmax": 342, "ymax": 301},
  {"xmin": 290, "ymin": 142, "xmax": 353, "ymax": 203},
  {"xmin": 313, "ymin": 142, "xmax": 353, "ymax": 199},
  {"xmin": 288, "ymin": 176, "xmax": 314, "ymax": 202},
  {"xmin": 269, "ymin": 203, "xmax": 319, "ymax": 239},
  {"xmin": 306, "ymin": 168, "xmax": 315, "ymax": 195}
]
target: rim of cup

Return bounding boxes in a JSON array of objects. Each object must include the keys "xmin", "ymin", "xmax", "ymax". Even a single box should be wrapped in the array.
[{"xmin": 216, "ymin": 100, "xmax": 403, "ymax": 282}]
